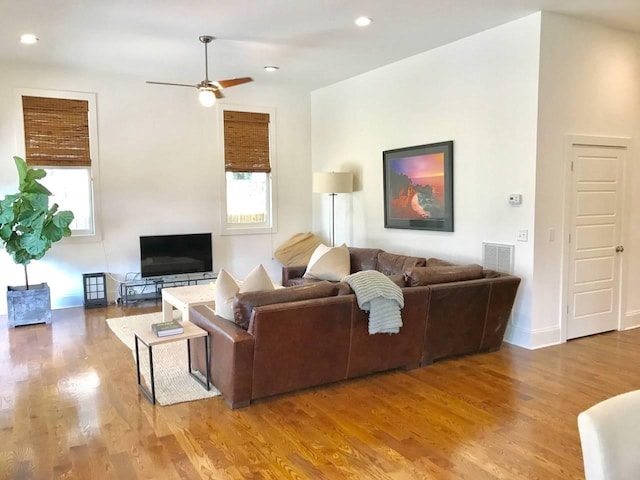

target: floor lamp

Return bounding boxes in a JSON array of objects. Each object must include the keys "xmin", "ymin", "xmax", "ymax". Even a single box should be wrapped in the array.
[{"xmin": 313, "ymin": 172, "xmax": 353, "ymax": 247}]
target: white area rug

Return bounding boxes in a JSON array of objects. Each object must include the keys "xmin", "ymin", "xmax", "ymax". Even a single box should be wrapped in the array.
[{"xmin": 107, "ymin": 312, "xmax": 220, "ymax": 406}]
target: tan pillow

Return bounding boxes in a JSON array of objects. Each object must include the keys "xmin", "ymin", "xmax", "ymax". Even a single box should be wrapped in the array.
[
  {"xmin": 233, "ymin": 281, "xmax": 339, "ymax": 330},
  {"xmin": 405, "ymin": 265, "xmax": 484, "ymax": 287},
  {"xmin": 274, "ymin": 232, "xmax": 324, "ymax": 266},
  {"xmin": 214, "ymin": 265, "xmax": 275, "ymax": 321},
  {"xmin": 303, "ymin": 244, "xmax": 350, "ymax": 281}
]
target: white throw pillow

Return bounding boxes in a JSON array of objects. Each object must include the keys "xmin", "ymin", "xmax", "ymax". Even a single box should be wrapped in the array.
[
  {"xmin": 303, "ymin": 243, "xmax": 350, "ymax": 281},
  {"xmin": 214, "ymin": 269, "xmax": 240, "ymax": 321},
  {"xmin": 240, "ymin": 264, "xmax": 275, "ymax": 293},
  {"xmin": 214, "ymin": 264, "xmax": 275, "ymax": 321}
]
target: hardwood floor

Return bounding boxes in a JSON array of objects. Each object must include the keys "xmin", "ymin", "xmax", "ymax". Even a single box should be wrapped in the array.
[{"xmin": 0, "ymin": 305, "xmax": 638, "ymax": 479}]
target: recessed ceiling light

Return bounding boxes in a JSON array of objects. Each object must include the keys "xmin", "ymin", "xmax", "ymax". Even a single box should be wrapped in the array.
[
  {"xmin": 264, "ymin": 66, "xmax": 279, "ymax": 72},
  {"xmin": 354, "ymin": 16, "xmax": 372, "ymax": 27},
  {"xmin": 20, "ymin": 33, "xmax": 39, "ymax": 44}
]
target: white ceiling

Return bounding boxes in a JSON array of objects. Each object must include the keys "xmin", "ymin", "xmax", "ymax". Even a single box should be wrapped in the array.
[{"xmin": 1, "ymin": 0, "xmax": 639, "ymax": 92}]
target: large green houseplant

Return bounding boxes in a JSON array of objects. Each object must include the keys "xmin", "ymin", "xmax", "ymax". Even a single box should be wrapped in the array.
[{"xmin": 0, "ymin": 156, "xmax": 74, "ymax": 326}]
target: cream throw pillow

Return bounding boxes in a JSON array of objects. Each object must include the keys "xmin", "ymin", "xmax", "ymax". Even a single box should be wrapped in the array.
[
  {"xmin": 214, "ymin": 269, "xmax": 240, "ymax": 321},
  {"xmin": 303, "ymin": 244, "xmax": 350, "ymax": 282},
  {"xmin": 214, "ymin": 265, "xmax": 275, "ymax": 320},
  {"xmin": 240, "ymin": 264, "xmax": 275, "ymax": 293}
]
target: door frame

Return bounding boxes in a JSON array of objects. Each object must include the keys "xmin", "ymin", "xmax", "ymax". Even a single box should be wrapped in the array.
[{"xmin": 560, "ymin": 135, "xmax": 630, "ymax": 342}]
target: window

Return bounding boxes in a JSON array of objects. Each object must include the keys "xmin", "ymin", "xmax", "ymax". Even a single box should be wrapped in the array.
[
  {"xmin": 17, "ymin": 90, "xmax": 100, "ymax": 238},
  {"xmin": 220, "ymin": 107, "xmax": 276, "ymax": 234}
]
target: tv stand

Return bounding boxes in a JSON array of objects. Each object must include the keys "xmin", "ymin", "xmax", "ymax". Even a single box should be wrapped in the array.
[{"xmin": 119, "ymin": 273, "xmax": 217, "ymax": 306}]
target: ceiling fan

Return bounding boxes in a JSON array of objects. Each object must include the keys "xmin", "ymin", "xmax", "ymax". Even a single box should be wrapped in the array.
[{"xmin": 146, "ymin": 35, "xmax": 253, "ymax": 107}]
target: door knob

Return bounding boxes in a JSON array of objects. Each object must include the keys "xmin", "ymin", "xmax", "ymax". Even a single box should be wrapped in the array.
[{"xmin": 615, "ymin": 245, "xmax": 624, "ymax": 253}]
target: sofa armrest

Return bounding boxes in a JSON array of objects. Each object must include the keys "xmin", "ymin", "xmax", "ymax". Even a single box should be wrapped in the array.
[
  {"xmin": 422, "ymin": 281, "xmax": 491, "ymax": 365},
  {"xmin": 247, "ymin": 296, "xmax": 353, "ymax": 400},
  {"xmin": 281, "ymin": 265, "xmax": 307, "ymax": 286},
  {"xmin": 480, "ymin": 275, "xmax": 521, "ymax": 351},
  {"xmin": 189, "ymin": 305, "xmax": 255, "ymax": 409}
]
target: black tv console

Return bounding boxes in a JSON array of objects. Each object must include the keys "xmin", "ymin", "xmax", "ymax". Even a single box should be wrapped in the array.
[{"xmin": 119, "ymin": 273, "xmax": 217, "ymax": 306}]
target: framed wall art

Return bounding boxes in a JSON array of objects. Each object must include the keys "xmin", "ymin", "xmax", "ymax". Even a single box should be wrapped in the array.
[{"xmin": 383, "ymin": 141, "xmax": 453, "ymax": 232}]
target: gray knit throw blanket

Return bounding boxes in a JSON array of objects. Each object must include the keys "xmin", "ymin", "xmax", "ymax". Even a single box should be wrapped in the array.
[{"xmin": 343, "ymin": 270, "xmax": 404, "ymax": 334}]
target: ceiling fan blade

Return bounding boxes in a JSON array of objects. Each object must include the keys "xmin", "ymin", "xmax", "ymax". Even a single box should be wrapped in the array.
[
  {"xmin": 215, "ymin": 77, "xmax": 253, "ymax": 89},
  {"xmin": 213, "ymin": 90, "xmax": 225, "ymax": 99},
  {"xmin": 146, "ymin": 81, "xmax": 198, "ymax": 88}
]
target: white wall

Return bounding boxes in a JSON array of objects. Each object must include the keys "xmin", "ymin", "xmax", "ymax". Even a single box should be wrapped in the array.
[
  {"xmin": 311, "ymin": 14, "xmax": 542, "ymax": 344},
  {"xmin": 533, "ymin": 13, "xmax": 640, "ymax": 343},
  {"xmin": 0, "ymin": 61, "xmax": 312, "ymax": 313}
]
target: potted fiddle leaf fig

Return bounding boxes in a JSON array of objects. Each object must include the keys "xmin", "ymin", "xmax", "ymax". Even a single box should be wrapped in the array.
[{"xmin": 0, "ymin": 156, "xmax": 74, "ymax": 327}]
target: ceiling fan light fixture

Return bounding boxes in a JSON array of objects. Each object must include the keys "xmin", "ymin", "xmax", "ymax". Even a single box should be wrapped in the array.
[
  {"xmin": 354, "ymin": 16, "xmax": 372, "ymax": 27},
  {"xmin": 20, "ymin": 33, "xmax": 39, "ymax": 44},
  {"xmin": 264, "ymin": 66, "xmax": 279, "ymax": 72},
  {"xmin": 198, "ymin": 87, "xmax": 216, "ymax": 107}
]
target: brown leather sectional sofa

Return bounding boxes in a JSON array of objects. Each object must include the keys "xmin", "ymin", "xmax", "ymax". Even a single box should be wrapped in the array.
[{"xmin": 189, "ymin": 247, "xmax": 521, "ymax": 408}]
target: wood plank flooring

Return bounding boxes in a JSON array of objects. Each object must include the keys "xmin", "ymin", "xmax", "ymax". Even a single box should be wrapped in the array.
[{"xmin": 1, "ymin": 304, "xmax": 638, "ymax": 479}]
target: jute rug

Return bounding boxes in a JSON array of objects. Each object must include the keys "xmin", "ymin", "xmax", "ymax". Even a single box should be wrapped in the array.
[{"xmin": 107, "ymin": 312, "xmax": 220, "ymax": 406}]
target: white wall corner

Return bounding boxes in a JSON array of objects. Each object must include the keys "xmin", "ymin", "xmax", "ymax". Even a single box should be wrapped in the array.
[
  {"xmin": 623, "ymin": 310, "xmax": 640, "ymax": 330},
  {"xmin": 504, "ymin": 323, "xmax": 562, "ymax": 350}
]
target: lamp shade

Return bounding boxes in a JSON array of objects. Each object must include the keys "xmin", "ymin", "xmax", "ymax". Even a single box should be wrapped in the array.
[{"xmin": 313, "ymin": 172, "xmax": 353, "ymax": 194}]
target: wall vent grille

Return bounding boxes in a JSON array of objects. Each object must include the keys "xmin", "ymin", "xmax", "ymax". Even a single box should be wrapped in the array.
[{"xmin": 482, "ymin": 242, "xmax": 515, "ymax": 274}]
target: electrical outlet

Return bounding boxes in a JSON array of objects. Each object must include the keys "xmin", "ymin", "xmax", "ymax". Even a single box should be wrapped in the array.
[{"xmin": 517, "ymin": 230, "xmax": 528, "ymax": 242}]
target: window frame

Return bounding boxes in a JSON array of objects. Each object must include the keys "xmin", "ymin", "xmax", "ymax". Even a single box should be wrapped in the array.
[
  {"xmin": 14, "ymin": 88, "xmax": 102, "ymax": 242},
  {"xmin": 217, "ymin": 104, "xmax": 277, "ymax": 236}
]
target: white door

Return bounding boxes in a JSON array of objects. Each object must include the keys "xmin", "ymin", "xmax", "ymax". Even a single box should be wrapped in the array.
[{"xmin": 566, "ymin": 144, "xmax": 625, "ymax": 340}]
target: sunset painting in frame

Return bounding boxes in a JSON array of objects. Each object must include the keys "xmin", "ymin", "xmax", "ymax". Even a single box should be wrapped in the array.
[{"xmin": 383, "ymin": 141, "xmax": 453, "ymax": 231}]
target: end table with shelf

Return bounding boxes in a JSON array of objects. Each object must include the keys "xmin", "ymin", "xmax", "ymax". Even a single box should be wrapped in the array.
[{"xmin": 134, "ymin": 321, "xmax": 211, "ymax": 405}]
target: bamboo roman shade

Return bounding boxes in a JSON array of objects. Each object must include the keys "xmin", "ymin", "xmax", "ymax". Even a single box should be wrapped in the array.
[
  {"xmin": 22, "ymin": 96, "xmax": 91, "ymax": 167},
  {"xmin": 223, "ymin": 111, "xmax": 270, "ymax": 173}
]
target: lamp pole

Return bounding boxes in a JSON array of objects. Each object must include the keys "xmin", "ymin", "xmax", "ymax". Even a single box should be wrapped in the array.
[
  {"xmin": 330, "ymin": 192, "xmax": 336, "ymax": 247},
  {"xmin": 313, "ymin": 171, "xmax": 353, "ymax": 248}
]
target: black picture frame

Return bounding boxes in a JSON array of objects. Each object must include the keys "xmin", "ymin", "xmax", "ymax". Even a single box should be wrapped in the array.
[{"xmin": 383, "ymin": 141, "xmax": 454, "ymax": 232}]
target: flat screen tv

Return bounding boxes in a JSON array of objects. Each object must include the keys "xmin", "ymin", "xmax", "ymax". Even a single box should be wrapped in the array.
[{"xmin": 140, "ymin": 233, "xmax": 213, "ymax": 278}]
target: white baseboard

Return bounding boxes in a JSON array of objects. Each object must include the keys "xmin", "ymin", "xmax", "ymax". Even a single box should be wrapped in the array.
[
  {"xmin": 52, "ymin": 294, "xmax": 84, "ymax": 310},
  {"xmin": 623, "ymin": 310, "xmax": 640, "ymax": 330},
  {"xmin": 506, "ymin": 311, "xmax": 640, "ymax": 349},
  {"xmin": 504, "ymin": 323, "xmax": 561, "ymax": 350}
]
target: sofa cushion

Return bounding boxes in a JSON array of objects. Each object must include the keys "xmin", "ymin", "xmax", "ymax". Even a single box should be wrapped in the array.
[
  {"xmin": 337, "ymin": 272, "xmax": 406, "ymax": 295},
  {"xmin": 287, "ymin": 277, "xmax": 324, "ymax": 287},
  {"xmin": 388, "ymin": 273, "xmax": 407, "ymax": 288},
  {"xmin": 348, "ymin": 247, "xmax": 383, "ymax": 273},
  {"xmin": 214, "ymin": 265, "xmax": 275, "ymax": 321},
  {"xmin": 233, "ymin": 281, "xmax": 339, "ymax": 330},
  {"xmin": 426, "ymin": 257, "xmax": 455, "ymax": 267},
  {"xmin": 274, "ymin": 232, "xmax": 323, "ymax": 266},
  {"xmin": 405, "ymin": 264, "xmax": 484, "ymax": 287},
  {"xmin": 482, "ymin": 269, "xmax": 502, "ymax": 278},
  {"xmin": 303, "ymin": 244, "xmax": 350, "ymax": 281},
  {"xmin": 376, "ymin": 252, "xmax": 427, "ymax": 276}
]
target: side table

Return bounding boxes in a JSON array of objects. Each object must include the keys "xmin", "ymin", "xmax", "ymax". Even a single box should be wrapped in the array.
[{"xmin": 134, "ymin": 321, "xmax": 210, "ymax": 405}]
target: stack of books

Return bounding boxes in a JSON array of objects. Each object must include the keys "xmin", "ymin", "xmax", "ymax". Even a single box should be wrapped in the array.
[{"xmin": 152, "ymin": 320, "xmax": 184, "ymax": 337}]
